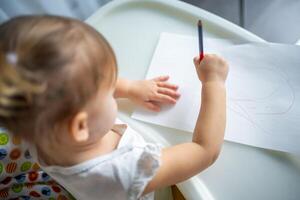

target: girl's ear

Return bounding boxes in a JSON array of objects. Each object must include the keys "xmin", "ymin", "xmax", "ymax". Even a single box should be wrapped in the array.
[{"xmin": 69, "ymin": 112, "xmax": 89, "ymax": 142}]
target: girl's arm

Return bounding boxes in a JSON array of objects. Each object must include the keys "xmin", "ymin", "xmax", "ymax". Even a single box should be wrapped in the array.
[
  {"xmin": 143, "ymin": 54, "xmax": 228, "ymax": 194},
  {"xmin": 113, "ymin": 78, "xmax": 131, "ymax": 99}
]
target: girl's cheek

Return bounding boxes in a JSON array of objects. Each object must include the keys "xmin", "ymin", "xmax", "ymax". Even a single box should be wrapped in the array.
[{"xmin": 110, "ymin": 98, "xmax": 118, "ymax": 124}]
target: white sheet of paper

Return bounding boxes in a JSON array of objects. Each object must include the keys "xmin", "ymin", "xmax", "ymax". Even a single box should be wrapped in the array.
[
  {"xmin": 132, "ymin": 33, "xmax": 239, "ymax": 130},
  {"xmin": 132, "ymin": 32, "xmax": 300, "ymax": 154}
]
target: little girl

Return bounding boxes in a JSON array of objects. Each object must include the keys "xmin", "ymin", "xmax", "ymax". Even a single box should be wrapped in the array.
[{"xmin": 0, "ymin": 15, "xmax": 228, "ymax": 200}]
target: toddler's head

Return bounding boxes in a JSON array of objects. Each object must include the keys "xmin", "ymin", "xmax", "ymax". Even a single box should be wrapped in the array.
[{"xmin": 0, "ymin": 15, "xmax": 118, "ymax": 145}]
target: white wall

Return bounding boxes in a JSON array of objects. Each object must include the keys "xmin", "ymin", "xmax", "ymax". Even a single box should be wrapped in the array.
[
  {"xmin": 0, "ymin": 0, "xmax": 111, "ymax": 22},
  {"xmin": 182, "ymin": 0, "xmax": 300, "ymax": 43},
  {"xmin": 1, "ymin": 0, "xmax": 299, "ymax": 43}
]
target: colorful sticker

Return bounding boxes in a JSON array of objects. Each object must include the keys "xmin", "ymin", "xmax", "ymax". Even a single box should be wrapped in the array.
[
  {"xmin": 15, "ymin": 173, "xmax": 26, "ymax": 183},
  {"xmin": 52, "ymin": 185, "xmax": 61, "ymax": 193},
  {"xmin": 0, "ymin": 133, "xmax": 9, "ymax": 145},
  {"xmin": 6, "ymin": 162, "xmax": 17, "ymax": 173},
  {"xmin": 1, "ymin": 176, "xmax": 12, "ymax": 185},
  {"xmin": 0, "ymin": 149, "xmax": 7, "ymax": 160},
  {"xmin": 29, "ymin": 190, "xmax": 41, "ymax": 197},
  {"xmin": 41, "ymin": 186, "xmax": 51, "ymax": 196},
  {"xmin": 29, "ymin": 171, "xmax": 38, "ymax": 182},
  {"xmin": 0, "ymin": 188, "xmax": 9, "ymax": 198},
  {"xmin": 21, "ymin": 161, "xmax": 32, "ymax": 172},
  {"xmin": 24, "ymin": 150, "xmax": 32, "ymax": 159},
  {"xmin": 12, "ymin": 183, "xmax": 23, "ymax": 193},
  {"xmin": 12, "ymin": 135, "xmax": 21, "ymax": 145},
  {"xmin": 10, "ymin": 148, "xmax": 21, "ymax": 160},
  {"xmin": 42, "ymin": 172, "xmax": 50, "ymax": 181},
  {"xmin": 32, "ymin": 162, "xmax": 40, "ymax": 171}
]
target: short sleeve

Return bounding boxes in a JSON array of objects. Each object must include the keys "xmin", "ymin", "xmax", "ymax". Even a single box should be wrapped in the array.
[{"xmin": 128, "ymin": 143, "xmax": 161, "ymax": 200}]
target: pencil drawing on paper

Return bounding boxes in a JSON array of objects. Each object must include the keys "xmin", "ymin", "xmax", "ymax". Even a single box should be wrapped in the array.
[{"xmin": 227, "ymin": 65, "xmax": 295, "ymax": 133}]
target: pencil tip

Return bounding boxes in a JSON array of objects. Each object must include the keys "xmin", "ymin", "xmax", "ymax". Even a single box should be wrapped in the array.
[{"xmin": 198, "ymin": 20, "xmax": 202, "ymax": 26}]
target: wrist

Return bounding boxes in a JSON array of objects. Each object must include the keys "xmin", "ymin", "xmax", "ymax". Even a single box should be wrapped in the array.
[
  {"xmin": 115, "ymin": 78, "xmax": 133, "ymax": 98},
  {"xmin": 124, "ymin": 79, "xmax": 134, "ymax": 98},
  {"xmin": 201, "ymin": 81, "xmax": 226, "ymax": 88},
  {"xmin": 201, "ymin": 81, "xmax": 226, "ymax": 103},
  {"xmin": 201, "ymin": 81, "xmax": 226, "ymax": 99}
]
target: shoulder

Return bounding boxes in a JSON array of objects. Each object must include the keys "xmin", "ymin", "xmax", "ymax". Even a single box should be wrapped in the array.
[{"xmin": 42, "ymin": 126, "xmax": 162, "ymax": 199}]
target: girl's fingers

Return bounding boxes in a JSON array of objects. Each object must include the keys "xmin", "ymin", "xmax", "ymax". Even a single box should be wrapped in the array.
[
  {"xmin": 152, "ymin": 75, "xmax": 169, "ymax": 82},
  {"xmin": 157, "ymin": 88, "xmax": 180, "ymax": 99},
  {"xmin": 142, "ymin": 101, "xmax": 161, "ymax": 112},
  {"xmin": 193, "ymin": 56, "xmax": 200, "ymax": 64},
  {"xmin": 152, "ymin": 94, "xmax": 177, "ymax": 104},
  {"xmin": 157, "ymin": 82, "xmax": 178, "ymax": 90}
]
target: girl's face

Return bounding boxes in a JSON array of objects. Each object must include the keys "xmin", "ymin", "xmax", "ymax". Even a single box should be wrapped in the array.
[{"xmin": 86, "ymin": 86, "xmax": 118, "ymax": 139}]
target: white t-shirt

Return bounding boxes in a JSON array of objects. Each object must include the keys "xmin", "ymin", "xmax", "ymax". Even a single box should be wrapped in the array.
[{"xmin": 30, "ymin": 119, "xmax": 162, "ymax": 200}]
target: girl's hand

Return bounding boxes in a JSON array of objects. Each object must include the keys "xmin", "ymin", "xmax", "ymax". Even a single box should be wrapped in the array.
[
  {"xmin": 193, "ymin": 54, "xmax": 228, "ymax": 84},
  {"xmin": 127, "ymin": 76, "xmax": 180, "ymax": 112}
]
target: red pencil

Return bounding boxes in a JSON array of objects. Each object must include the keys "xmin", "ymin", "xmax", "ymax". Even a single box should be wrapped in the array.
[{"xmin": 198, "ymin": 20, "xmax": 204, "ymax": 61}]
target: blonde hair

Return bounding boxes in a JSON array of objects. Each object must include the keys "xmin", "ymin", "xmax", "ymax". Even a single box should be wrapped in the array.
[{"xmin": 0, "ymin": 15, "xmax": 117, "ymax": 141}]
